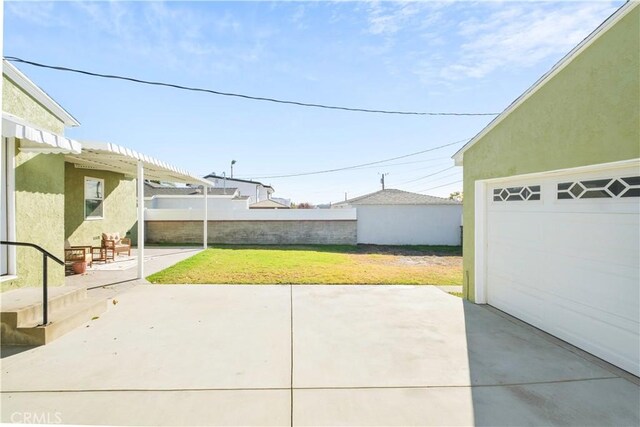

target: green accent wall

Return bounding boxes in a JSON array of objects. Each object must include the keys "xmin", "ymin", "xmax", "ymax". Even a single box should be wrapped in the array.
[
  {"xmin": 64, "ymin": 163, "xmax": 137, "ymax": 248},
  {"xmin": 461, "ymin": 6, "xmax": 640, "ymax": 301},
  {"xmin": 3, "ymin": 76, "xmax": 65, "ymax": 134},
  {"xmin": 2, "ymin": 74, "xmax": 68, "ymax": 291},
  {"xmin": 2, "ymin": 148, "xmax": 66, "ymax": 291}
]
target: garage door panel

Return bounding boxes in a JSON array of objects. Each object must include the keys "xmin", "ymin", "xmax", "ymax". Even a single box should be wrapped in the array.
[
  {"xmin": 539, "ymin": 213, "xmax": 639, "ymax": 266},
  {"xmin": 485, "ymin": 164, "xmax": 640, "ymax": 376}
]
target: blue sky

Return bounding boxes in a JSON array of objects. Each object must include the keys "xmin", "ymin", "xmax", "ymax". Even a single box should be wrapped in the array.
[{"xmin": 5, "ymin": 1, "xmax": 622, "ymax": 204}]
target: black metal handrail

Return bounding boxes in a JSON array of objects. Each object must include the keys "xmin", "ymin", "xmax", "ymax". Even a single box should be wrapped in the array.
[{"xmin": 1, "ymin": 241, "xmax": 64, "ymax": 326}]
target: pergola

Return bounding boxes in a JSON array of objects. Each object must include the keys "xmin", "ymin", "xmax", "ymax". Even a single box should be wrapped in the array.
[{"xmin": 65, "ymin": 141, "xmax": 211, "ymax": 279}]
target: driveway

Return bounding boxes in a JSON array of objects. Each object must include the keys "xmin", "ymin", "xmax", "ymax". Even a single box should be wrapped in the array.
[{"xmin": 1, "ymin": 285, "xmax": 638, "ymax": 426}]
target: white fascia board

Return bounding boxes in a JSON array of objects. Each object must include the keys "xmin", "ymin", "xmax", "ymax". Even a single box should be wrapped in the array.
[
  {"xmin": 78, "ymin": 140, "xmax": 212, "ymax": 187},
  {"xmin": 451, "ymin": 2, "xmax": 637, "ymax": 166},
  {"xmin": 3, "ymin": 60, "xmax": 80, "ymax": 127},
  {"xmin": 3, "ymin": 113, "xmax": 81, "ymax": 154},
  {"xmin": 150, "ymin": 194, "xmax": 235, "ymax": 199}
]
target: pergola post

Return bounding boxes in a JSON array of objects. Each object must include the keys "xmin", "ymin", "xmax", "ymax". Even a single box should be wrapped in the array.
[
  {"xmin": 137, "ymin": 161, "xmax": 144, "ymax": 279},
  {"xmin": 203, "ymin": 185, "xmax": 208, "ymax": 249}
]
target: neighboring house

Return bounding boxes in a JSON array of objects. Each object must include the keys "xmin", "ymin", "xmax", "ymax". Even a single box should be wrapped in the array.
[
  {"xmin": 333, "ymin": 189, "xmax": 462, "ymax": 245},
  {"xmin": 204, "ymin": 173, "xmax": 274, "ymax": 204},
  {"xmin": 249, "ymin": 199, "xmax": 290, "ymax": 209},
  {"xmin": 270, "ymin": 197, "xmax": 291, "ymax": 207},
  {"xmin": 144, "ymin": 182, "xmax": 249, "ymax": 211},
  {"xmin": 452, "ymin": 2, "xmax": 639, "ymax": 376},
  {"xmin": 1, "ymin": 61, "xmax": 209, "ymax": 343}
]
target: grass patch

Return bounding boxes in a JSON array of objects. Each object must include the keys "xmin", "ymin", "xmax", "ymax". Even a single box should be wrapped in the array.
[
  {"xmin": 448, "ymin": 291, "xmax": 464, "ymax": 298},
  {"xmin": 147, "ymin": 244, "xmax": 462, "ymax": 285}
]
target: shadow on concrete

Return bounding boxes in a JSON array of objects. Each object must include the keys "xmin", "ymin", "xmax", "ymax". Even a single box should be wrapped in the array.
[
  {"xmin": 462, "ymin": 300, "xmax": 640, "ymax": 426},
  {"xmin": 1, "ymin": 345, "xmax": 38, "ymax": 359}
]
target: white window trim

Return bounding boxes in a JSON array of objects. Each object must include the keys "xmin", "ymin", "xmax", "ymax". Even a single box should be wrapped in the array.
[
  {"xmin": 84, "ymin": 176, "xmax": 105, "ymax": 220},
  {"xmin": 1, "ymin": 137, "xmax": 17, "ymax": 279}
]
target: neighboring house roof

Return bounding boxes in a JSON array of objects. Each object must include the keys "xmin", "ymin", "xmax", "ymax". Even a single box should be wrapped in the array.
[
  {"xmin": 144, "ymin": 182, "xmax": 238, "ymax": 197},
  {"xmin": 204, "ymin": 173, "xmax": 274, "ymax": 190},
  {"xmin": 451, "ymin": 1, "xmax": 636, "ymax": 166},
  {"xmin": 3, "ymin": 60, "xmax": 80, "ymax": 127},
  {"xmin": 249, "ymin": 199, "xmax": 290, "ymax": 209},
  {"xmin": 334, "ymin": 189, "xmax": 460, "ymax": 206}
]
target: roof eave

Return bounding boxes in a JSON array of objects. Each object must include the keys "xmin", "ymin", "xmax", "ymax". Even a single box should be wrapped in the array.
[
  {"xmin": 450, "ymin": 1, "xmax": 636, "ymax": 164},
  {"xmin": 3, "ymin": 60, "xmax": 81, "ymax": 127}
]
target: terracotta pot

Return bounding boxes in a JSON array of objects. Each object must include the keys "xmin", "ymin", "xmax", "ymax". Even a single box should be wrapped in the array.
[{"xmin": 72, "ymin": 261, "xmax": 87, "ymax": 275}]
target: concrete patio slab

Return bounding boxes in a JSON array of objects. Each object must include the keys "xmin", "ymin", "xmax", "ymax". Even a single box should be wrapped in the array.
[
  {"xmin": 1, "ymin": 284, "xmax": 638, "ymax": 426},
  {"xmin": 2, "ymin": 389, "xmax": 290, "ymax": 426},
  {"xmin": 294, "ymin": 378, "xmax": 639, "ymax": 426},
  {"xmin": 1, "ymin": 285, "xmax": 291, "ymax": 391},
  {"xmin": 292, "ymin": 286, "xmax": 617, "ymax": 388},
  {"xmin": 66, "ymin": 247, "xmax": 203, "ymax": 300}
]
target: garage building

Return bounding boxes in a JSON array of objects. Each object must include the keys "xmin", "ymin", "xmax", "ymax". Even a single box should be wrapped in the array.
[
  {"xmin": 453, "ymin": 2, "xmax": 639, "ymax": 376},
  {"xmin": 333, "ymin": 189, "xmax": 462, "ymax": 246}
]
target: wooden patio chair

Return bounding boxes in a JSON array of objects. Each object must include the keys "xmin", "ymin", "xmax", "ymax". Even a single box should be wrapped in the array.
[
  {"xmin": 101, "ymin": 232, "xmax": 131, "ymax": 261},
  {"xmin": 64, "ymin": 242, "xmax": 93, "ymax": 268}
]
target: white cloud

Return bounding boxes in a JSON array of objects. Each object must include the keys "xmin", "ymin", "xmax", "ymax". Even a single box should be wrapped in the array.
[
  {"xmin": 6, "ymin": 2, "xmax": 72, "ymax": 28},
  {"xmin": 440, "ymin": 2, "xmax": 620, "ymax": 80}
]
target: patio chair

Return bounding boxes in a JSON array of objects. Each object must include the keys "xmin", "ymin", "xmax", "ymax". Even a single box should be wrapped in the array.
[
  {"xmin": 101, "ymin": 232, "xmax": 132, "ymax": 261},
  {"xmin": 64, "ymin": 241, "xmax": 93, "ymax": 268}
]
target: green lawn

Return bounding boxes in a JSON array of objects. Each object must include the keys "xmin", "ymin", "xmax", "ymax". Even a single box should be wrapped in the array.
[{"xmin": 147, "ymin": 245, "xmax": 462, "ymax": 285}]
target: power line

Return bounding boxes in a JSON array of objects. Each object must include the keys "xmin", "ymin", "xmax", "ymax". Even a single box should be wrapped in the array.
[
  {"xmin": 405, "ymin": 170, "xmax": 461, "ymax": 189},
  {"xmin": 398, "ymin": 165, "xmax": 455, "ymax": 184},
  {"xmin": 235, "ymin": 156, "xmax": 452, "ymax": 179},
  {"xmin": 419, "ymin": 179, "xmax": 463, "ymax": 192},
  {"xmin": 5, "ymin": 56, "xmax": 500, "ymax": 117},
  {"xmin": 239, "ymin": 138, "xmax": 469, "ymax": 179}
]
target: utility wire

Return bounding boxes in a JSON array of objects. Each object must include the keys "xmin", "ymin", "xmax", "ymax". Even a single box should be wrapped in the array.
[
  {"xmin": 241, "ymin": 138, "xmax": 469, "ymax": 179},
  {"xmin": 398, "ymin": 165, "xmax": 455, "ymax": 184},
  {"xmin": 5, "ymin": 57, "xmax": 500, "ymax": 117},
  {"xmin": 235, "ymin": 156, "xmax": 451, "ymax": 179},
  {"xmin": 404, "ymin": 170, "xmax": 461, "ymax": 190},
  {"xmin": 419, "ymin": 179, "xmax": 463, "ymax": 192}
]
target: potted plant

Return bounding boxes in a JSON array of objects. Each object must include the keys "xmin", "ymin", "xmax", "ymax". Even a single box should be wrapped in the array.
[{"xmin": 72, "ymin": 261, "xmax": 87, "ymax": 275}]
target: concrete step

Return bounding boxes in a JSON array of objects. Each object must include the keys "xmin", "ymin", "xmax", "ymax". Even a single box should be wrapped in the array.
[
  {"xmin": 1, "ymin": 297, "xmax": 107, "ymax": 345},
  {"xmin": 0, "ymin": 286, "xmax": 87, "ymax": 328}
]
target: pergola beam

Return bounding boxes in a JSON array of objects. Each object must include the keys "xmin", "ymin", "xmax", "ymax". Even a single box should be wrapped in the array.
[{"xmin": 137, "ymin": 161, "xmax": 145, "ymax": 280}]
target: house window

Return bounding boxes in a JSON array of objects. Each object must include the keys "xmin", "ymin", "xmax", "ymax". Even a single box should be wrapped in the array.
[{"xmin": 84, "ymin": 177, "xmax": 104, "ymax": 219}]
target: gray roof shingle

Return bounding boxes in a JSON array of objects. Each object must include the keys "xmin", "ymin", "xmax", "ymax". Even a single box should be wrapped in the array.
[{"xmin": 335, "ymin": 189, "xmax": 460, "ymax": 206}]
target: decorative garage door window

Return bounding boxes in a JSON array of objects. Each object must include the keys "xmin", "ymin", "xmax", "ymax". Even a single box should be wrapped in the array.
[
  {"xmin": 557, "ymin": 176, "xmax": 640, "ymax": 199},
  {"xmin": 493, "ymin": 185, "xmax": 541, "ymax": 201}
]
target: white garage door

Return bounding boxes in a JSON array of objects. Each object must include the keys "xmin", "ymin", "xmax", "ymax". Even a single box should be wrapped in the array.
[{"xmin": 485, "ymin": 162, "xmax": 639, "ymax": 376}]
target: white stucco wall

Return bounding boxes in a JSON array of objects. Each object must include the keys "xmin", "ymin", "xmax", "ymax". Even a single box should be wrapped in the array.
[
  {"xmin": 146, "ymin": 208, "xmax": 357, "ymax": 221},
  {"xmin": 355, "ymin": 204, "xmax": 462, "ymax": 245},
  {"xmin": 145, "ymin": 196, "xmax": 249, "ymax": 211}
]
